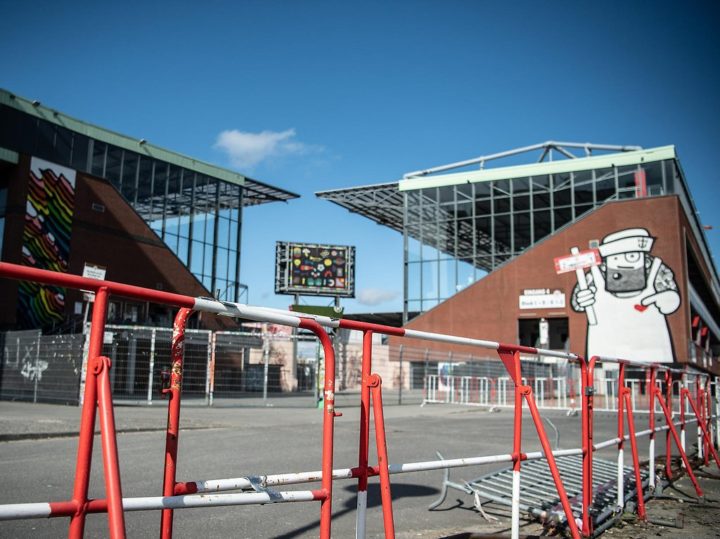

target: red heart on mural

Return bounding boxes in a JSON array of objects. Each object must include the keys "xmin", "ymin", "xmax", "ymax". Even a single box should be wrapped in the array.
[{"xmin": 634, "ymin": 304, "xmax": 648, "ymax": 312}]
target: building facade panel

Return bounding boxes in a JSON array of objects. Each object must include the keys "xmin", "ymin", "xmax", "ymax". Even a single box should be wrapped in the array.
[{"xmin": 392, "ymin": 197, "xmax": 715, "ymax": 371}]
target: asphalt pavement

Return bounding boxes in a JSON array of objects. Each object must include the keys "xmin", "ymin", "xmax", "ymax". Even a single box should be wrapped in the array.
[{"xmin": 0, "ymin": 397, "xmax": 709, "ymax": 538}]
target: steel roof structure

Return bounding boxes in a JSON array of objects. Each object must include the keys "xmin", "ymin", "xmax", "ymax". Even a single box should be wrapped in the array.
[
  {"xmin": 0, "ymin": 88, "xmax": 298, "ymax": 207},
  {"xmin": 316, "ymin": 141, "xmax": 648, "ymax": 253}
]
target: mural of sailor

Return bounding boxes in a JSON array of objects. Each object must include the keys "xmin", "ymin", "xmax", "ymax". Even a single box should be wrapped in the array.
[{"xmin": 571, "ymin": 228, "xmax": 680, "ymax": 362}]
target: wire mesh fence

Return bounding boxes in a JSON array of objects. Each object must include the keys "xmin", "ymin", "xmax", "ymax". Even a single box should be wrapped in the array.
[{"xmin": 2, "ymin": 323, "xmax": 714, "ymax": 411}]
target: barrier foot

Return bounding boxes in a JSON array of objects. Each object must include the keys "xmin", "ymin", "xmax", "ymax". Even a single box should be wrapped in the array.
[{"xmin": 428, "ymin": 452, "xmax": 450, "ymax": 510}]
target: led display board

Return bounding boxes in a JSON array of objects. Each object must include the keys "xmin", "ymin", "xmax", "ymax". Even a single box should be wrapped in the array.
[{"xmin": 275, "ymin": 241, "xmax": 355, "ymax": 297}]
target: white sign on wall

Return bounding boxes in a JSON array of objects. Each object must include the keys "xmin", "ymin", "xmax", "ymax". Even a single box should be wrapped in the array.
[
  {"xmin": 519, "ymin": 288, "xmax": 566, "ymax": 310},
  {"xmin": 82, "ymin": 263, "xmax": 107, "ymax": 302}
]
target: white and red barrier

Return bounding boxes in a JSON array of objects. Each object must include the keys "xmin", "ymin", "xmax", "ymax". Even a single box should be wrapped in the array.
[{"xmin": 0, "ymin": 261, "xmax": 717, "ymax": 539}]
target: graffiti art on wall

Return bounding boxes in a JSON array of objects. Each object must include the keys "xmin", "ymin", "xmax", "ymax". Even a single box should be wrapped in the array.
[
  {"xmin": 569, "ymin": 228, "xmax": 680, "ymax": 362},
  {"xmin": 17, "ymin": 158, "xmax": 76, "ymax": 329}
]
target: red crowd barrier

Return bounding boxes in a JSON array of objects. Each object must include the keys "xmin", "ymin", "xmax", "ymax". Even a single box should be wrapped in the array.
[{"xmin": 0, "ymin": 261, "xmax": 717, "ymax": 539}]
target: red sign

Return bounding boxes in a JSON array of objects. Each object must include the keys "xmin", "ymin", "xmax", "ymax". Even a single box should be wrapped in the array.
[{"xmin": 554, "ymin": 249, "xmax": 601, "ymax": 274}]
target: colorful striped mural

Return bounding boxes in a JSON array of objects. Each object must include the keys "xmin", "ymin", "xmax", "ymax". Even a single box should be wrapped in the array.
[{"xmin": 17, "ymin": 158, "xmax": 76, "ymax": 329}]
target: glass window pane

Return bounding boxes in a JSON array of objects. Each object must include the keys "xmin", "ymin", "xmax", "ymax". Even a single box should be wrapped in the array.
[
  {"xmin": 421, "ymin": 260, "xmax": 438, "ymax": 298},
  {"xmin": 105, "ymin": 146, "xmax": 122, "ymax": 187},
  {"xmin": 36, "ymin": 120, "xmax": 56, "ymax": 161},
  {"xmin": 121, "ymin": 152, "xmax": 138, "ymax": 200},
  {"xmin": 190, "ymin": 241, "xmax": 205, "ymax": 274},
  {"xmin": 573, "ymin": 170, "xmax": 595, "ymax": 204},
  {"xmin": 408, "ymin": 261, "xmax": 421, "ymax": 300},
  {"xmin": 177, "ymin": 236, "xmax": 189, "ymax": 265},
  {"xmin": 71, "ymin": 133, "xmax": 89, "ymax": 171},
  {"xmin": 534, "ymin": 210, "xmax": 552, "ymax": 240},
  {"xmin": 91, "ymin": 141, "xmax": 106, "ymax": 176},
  {"xmin": 513, "ymin": 212, "xmax": 531, "ymax": 251},
  {"xmin": 457, "ymin": 259, "xmax": 475, "ymax": 292},
  {"xmin": 439, "ymin": 258, "xmax": 455, "ymax": 300}
]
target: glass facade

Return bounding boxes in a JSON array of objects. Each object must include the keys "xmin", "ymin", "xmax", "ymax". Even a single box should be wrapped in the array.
[
  {"xmin": 404, "ymin": 159, "xmax": 677, "ymax": 315},
  {"xmin": 0, "ymin": 104, "xmax": 243, "ymax": 301}
]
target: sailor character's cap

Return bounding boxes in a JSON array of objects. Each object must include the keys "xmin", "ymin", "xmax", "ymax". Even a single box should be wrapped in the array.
[{"xmin": 598, "ymin": 228, "xmax": 655, "ymax": 257}]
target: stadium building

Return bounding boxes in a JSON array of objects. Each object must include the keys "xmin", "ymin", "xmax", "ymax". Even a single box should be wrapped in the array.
[
  {"xmin": 0, "ymin": 88, "xmax": 298, "ymax": 331},
  {"xmin": 318, "ymin": 142, "xmax": 720, "ymax": 374}
]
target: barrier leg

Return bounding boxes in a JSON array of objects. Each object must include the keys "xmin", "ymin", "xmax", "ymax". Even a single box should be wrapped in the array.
[
  {"xmin": 69, "ymin": 287, "xmax": 109, "ymax": 538},
  {"xmin": 665, "ymin": 371, "xmax": 673, "ymax": 480},
  {"xmin": 95, "ymin": 356, "xmax": 126, "ymax": 538},
  {"xmin": 510, "ymin": 380, "xmax": 523, "ymax": 539},
  {"xmin": 356, "ymin": 330, "xmax": 373, "ymax": 539},
  {"xmin": 369, "ymin": 374, "xmax": 395, "ymax": 539},
  {"xmin": 161, "ymin": 308, "xmax": 192, "ymax": 539},
  {"xmin": 622, "ymin": 390, "xmax": 646, "ymax": 520},
  {"xmin": 524, "ymin": 391, "xmax": 581, "ymax": 539},
  {"xmin": 683, "ymin": 390, "xmax": 720, "ymax": 468},
  {"xmin": 647, "ymin": 368, "xmax": 656, "ymax": 493},
  {"xmin": 299, "ymin": 319, "xmax": 336, "ymax": 539},
  {"xmin": 657, "ymin": 390, "xmax": 703, "ymax": 496},
  {"xmin": 581, "ymin": 359, "xmax": 593, "ymax": 537},
  {"xmin": 616, "ymin": 365, "xmax": 626, "ymax": 510}
]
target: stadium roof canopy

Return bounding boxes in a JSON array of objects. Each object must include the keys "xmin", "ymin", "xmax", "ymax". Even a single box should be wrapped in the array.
[
  {"xmin": 316, "ymin": 141, "xmax": 648, "ymax": 239},
  {"xmin": 0, "ymin": 88, "xmax": 298, "ymax": 207}
]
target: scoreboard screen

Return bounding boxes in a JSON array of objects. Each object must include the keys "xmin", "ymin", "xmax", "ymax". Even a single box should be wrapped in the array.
[{"xmin": 275, "ymin": 241, "xmax": 355, "ymax": 297}]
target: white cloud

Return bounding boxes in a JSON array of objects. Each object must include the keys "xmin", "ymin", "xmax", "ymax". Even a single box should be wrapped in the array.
[
  {"xmin": 356, "ymin": 288, "xmax": 400, "ymax": 306},
  {"xmin": 214, "ymin": 128, "xmax": 318, "ymax": 169}
]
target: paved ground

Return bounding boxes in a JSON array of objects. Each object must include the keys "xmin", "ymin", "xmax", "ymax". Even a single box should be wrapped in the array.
[{"xmin": 0, "ymin": 398, "xmax": 717, "ymax": 538}]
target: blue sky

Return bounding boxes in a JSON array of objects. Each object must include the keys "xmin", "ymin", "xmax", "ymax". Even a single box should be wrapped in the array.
[{"xmin": 2, "ymin": 1, "xmax": 719, "ymax": 313}]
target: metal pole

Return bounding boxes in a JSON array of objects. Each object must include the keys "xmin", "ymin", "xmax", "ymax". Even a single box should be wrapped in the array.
[
  {"xmin": 262, "ymin": 325, "xmax": 270, "ymax": 403},
  {"xmin": 147, "ymin": 329, "xmax": 156, "ymax": 406},
  {"xmin": 160, "ymin": 308, "xmax": 192, "ymax": 539},
  {"xmin": 33, "ymin": 334, "xmax": 40, "ymax": 404},
  {"xmin": 648, "ymin": 367, "xmax": 656, "ymax": 492},
  {"xmin": 356, "ymin": 330, "xmax": 373, "ymax": 539},
  {"xmin": 398, "ymin": 344, "xmax": 404, "ymax": 405},
  {"xmin": 69, "ymin": 287, "xmax": 109, "ymax": 538},
  {"xmin": 208, "ymin": 332, "xmax": 216, "ymax": 407}
]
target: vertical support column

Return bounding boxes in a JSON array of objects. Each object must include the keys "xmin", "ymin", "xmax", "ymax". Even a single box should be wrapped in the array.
[
  {"xmin": 160, "ymin": 308, "xmax": 192, "ymax": 539},
  {"xmin": 69, "ymin": 287, "xmax": 109, "ymax": 539},
  {"xmin": 356, "ymin": 330, "xmax": 372, "ymax": 539}
]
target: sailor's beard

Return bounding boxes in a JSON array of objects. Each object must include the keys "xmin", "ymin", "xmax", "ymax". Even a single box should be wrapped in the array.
[{"xmin": 606, "ymin": 267, "xmax": 646, "ymax": 293}]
